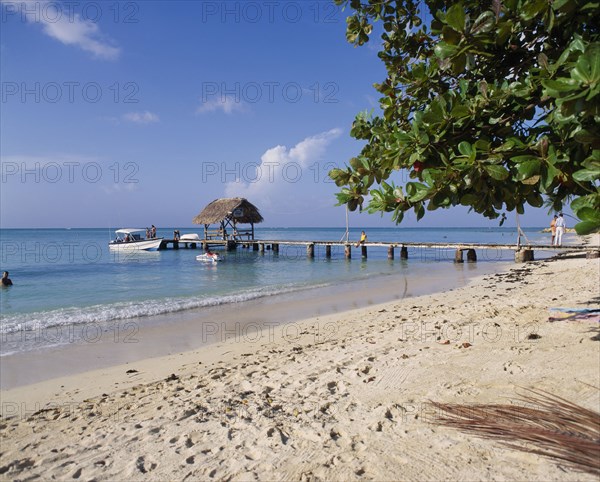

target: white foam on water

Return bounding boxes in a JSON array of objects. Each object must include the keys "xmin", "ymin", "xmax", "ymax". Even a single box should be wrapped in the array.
[{"xmin": 0, "ymin": 282, "xmax": 328, "ymax": 337}]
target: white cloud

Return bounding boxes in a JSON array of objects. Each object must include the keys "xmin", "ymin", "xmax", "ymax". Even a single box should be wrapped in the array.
[
  {"xmin": 101, "ymin": 182, "xmax": 138, "ymax": 194},
  {"xmin": 3, "ymin": 0, "xmax": 120, "ymax": 60},
  {"xmin": 224, "ymin": 128, "xmax": 343, "ymax": 213},
  {"xmin": 123, "ymin": 111, "xmax": 160, "ymax": 124},
  {"xmin": 196, "ymin": 97, "xmax": 245, "ymax": 115}
]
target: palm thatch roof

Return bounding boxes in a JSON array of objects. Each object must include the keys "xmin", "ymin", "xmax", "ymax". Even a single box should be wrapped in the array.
[{"xmin": 192, "ymin": 198, "xmax": 264, "ymax": 225}]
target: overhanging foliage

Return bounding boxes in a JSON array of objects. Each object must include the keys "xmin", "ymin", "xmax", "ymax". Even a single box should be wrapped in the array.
[{"xmin": 330, "ymin": 0, "xmax": 600, "ymax": 233}]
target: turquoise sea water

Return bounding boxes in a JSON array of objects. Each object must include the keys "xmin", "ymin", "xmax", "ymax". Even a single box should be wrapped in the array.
[{"xmin": 0, "ymin": 226, "xmax": 557, "ymax": 355}]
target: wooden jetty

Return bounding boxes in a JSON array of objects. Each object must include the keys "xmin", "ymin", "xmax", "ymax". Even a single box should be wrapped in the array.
[
  {"xmin": 159, "ymin": 238, "xmax": 598, "ymax": 263},
  {"xmin": 171, "ymin": 198, "xmax": 598, "ymax": 263}
]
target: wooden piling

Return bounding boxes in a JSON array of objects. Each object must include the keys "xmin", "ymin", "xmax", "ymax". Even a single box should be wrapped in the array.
[
  {"xmin": 307, "ymin": 243, "xmax": 315, "ymax": 259},
  {"xmin": 361, "ymin": 245, "xmax": 367, "ymax": 258},
  {"xmin": 454, "ymin": 249, "xmax": 464, "ymax": 263},
  {"xmin": 466, "ymin": 249, "xmax": 477, "ymax": 262},
  {"xmin": 272, "ymin": 243, "xmax": 279, "ymax": 253},
  {"xmin": 259, "ymin": 243, "xmax": 265, "ymax": 253},
  {"xmin": 325, "ymin": 245, "xmax": 331, "ymax": 258},
  {"xmin": 515, "ymin": 249, "xmax": 534, "ymax": 262},
  {"xmin": 388, "ymin": 246, "xmax": 394, "ymax": 260},
  {"xmin": 400, "ymin": 247, "xmax": 408, "ymax": 260},
  {"xmin": 345, "ymin": 244, "xmax": 351, "ymax": 259}
]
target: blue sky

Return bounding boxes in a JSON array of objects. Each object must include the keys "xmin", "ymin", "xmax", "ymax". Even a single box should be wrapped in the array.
[{"xmin": 1, "ymin": 0, "xmax": 562, "ymax": 229}]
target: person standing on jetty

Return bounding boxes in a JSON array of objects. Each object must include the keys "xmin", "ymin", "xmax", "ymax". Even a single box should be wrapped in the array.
[
  {"xmin": 550, "ymin": 215, "xmax": 558, "ymax": 245},
  {"xmin": 554, "ymin": 213, "xmax": 566, "ymax": 246},
  {"xmin": 2, "ymin": 271, "xmax": 13, "ymax": 286},
  {"xmin": 355, "ymin": 230, "xmax": 367, "ymax": 247},
  {"xmin": 151, "ymin": 225, "xmax": 157, "ymax": 238}
]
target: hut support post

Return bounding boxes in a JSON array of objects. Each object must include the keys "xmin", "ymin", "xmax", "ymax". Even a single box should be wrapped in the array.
[
  {"xmin": 307, "ymin": 243, "xmax": 315, "ymax": 259},
  {"xmin": 400, "ymin": 247, "xmax": 408, "ymax": 259},
  {"xmin": 259, "ymin": 243, "xmax": 265, "ymax": 253},
  {"xmin": 361, "ymin": 246, "xmax": 367, "ymax": 258},
  {"xmin": 345, "ymin": 244, "xmax": 351, "ymax": 259},
  {"xmin": 273, "ymin": 243, "xmax": 279, "ymax": 253},
  {"xmin": 325, "ymin": 245, "xmax": 331, "ymax": 258},
  {"xmin": 388, "ymin": 246, "xmax": 394, "ymax": 260}
]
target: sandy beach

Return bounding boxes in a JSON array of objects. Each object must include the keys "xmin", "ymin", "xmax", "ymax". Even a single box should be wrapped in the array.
[{"xmin": 1, "ymin": 239, "xmax": 599, "ymax": 481}]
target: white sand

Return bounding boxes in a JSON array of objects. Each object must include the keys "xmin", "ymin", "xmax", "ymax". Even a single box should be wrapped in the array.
[{"xmin": 1, "ymin": 240, "xmax": 599, "ymax": 481}]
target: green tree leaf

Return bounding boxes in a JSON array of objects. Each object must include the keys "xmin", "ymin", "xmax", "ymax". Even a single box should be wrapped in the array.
[
  {"xmin": 572, "ymin": 169, "xmax": 600, "ymax": 182},
  {"xmin": 575, "ymin": 220, "xmax": 600, "ymax": 235},
  {"xmin": 445, "ymin": 3, "xmax": 466, "ymax": 32},
  {"xmin": 484, "ymin": 165, "xmax": 510, "ymax": 180}
]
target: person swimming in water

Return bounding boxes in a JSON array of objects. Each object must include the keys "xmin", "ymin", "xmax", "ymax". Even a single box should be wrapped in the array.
[{"xmin": 2, "ymin": 271, "xmax": 13, "ymax": 286}]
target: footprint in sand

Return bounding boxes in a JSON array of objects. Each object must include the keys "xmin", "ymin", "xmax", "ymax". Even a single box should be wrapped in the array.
[
  {"xmin": 503, "ymin": 361, "xmax": 524, "ymax": 374},
  {"xmin": 135, "ymin": 456, "xmax": 157, "ymax": 474}
]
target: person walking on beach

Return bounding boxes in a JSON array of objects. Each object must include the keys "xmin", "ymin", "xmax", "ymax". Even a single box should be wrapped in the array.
[
  {"xmin": 2, "ymin": 271, "xmax": 13, "ymax": 286},
  {"xmin": 554, "ymin": 213, "xmax": 566, "ymax": 246},
  {"xmin": 550, "ymin": 215, "xmax": 557, "ymax": 245},
  {"xmin": 355, "ymin": 230, "xmax": 367, "ymax": 247}
]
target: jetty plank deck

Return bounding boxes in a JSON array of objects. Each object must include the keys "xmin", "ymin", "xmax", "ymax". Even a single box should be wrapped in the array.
[
  {"xmin": 158, "ymin": 237, "xmax": 597, "ymax": 262},
  {"xmin": 228, "ymin": 239, "xmax": 589, "ymax": 252}
]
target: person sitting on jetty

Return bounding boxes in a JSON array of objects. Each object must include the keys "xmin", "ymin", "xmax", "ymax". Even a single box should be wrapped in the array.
[
  {"xmin": 2, "ymin": 271, "xmax": 13, "ymax": 286},
  {"xmin": 355, "ymin": 230, "xmax": 367, "ymax": 247}
]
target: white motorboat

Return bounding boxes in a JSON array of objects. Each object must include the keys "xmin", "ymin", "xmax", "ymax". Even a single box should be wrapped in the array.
[
  {"xmin": 196, "ymin": 252, "xmax": 223, "ymax": 263},
  {"xmin": 109, "ymin": 229, "xmax": 163, "ymax": 252},
  {"xmin": 179, "ymin": 233, "xmax": 201, "ymax": 242}
]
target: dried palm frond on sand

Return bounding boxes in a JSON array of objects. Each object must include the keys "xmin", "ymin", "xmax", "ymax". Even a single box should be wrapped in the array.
[{"xmin": 430, "ymin": 389, "xmax": 600, "ymax": 476}]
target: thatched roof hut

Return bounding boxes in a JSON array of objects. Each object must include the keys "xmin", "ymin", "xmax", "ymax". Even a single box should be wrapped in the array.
[{"xmin": 192, "ymin": 198, "xmax": 263, "ymax": 240}]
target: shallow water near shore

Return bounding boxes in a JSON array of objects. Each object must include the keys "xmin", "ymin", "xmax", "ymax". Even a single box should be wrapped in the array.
[
  {"xmin": 1, "ymin": 258, "xmax": 508, "ymax": 389},
  {"xmin": 0, "ymin": 226, "xmax": 563, "ymax": 362}
]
